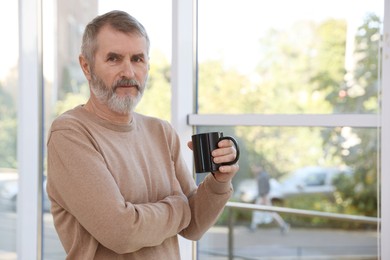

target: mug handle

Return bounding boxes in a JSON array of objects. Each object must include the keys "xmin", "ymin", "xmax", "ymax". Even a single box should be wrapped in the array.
[{"xmin": 219, "ymin": 136, "xmax": 240, "ymax": 165}]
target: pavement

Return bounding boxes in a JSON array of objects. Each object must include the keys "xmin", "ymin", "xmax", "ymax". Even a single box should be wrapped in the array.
[{"xmin": 198, "ymin": 225, "xmax": 378, "ymax": 260}]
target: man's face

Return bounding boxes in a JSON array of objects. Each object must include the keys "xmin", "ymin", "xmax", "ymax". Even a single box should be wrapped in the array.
[{"xmin": 85, "ymin": 25, "xmax": 149, "ymax": 114}]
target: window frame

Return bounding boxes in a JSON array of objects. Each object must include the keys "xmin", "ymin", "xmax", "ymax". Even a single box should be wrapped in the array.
[{"xmin": 18, "ymin": 0, "xmax": 43, "ymax": 258}]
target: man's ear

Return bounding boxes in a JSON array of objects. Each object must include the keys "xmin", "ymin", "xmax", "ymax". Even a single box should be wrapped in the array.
[{"xmin": 79, "ymin": 55, "xmax": 92, "ymax": 81}]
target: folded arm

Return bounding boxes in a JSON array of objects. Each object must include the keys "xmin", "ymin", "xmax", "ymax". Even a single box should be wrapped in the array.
[{"xmin": 47, "ymin": 130, "xmax": 191, "ymax": 254}]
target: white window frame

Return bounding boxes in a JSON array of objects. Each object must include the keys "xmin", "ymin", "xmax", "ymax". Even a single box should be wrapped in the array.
[
  {"xmin": 18, "ymin": 0, "xmax": 43, "ymax": 259},
  {"xmin": 171, "ymin": 0, "xmax": 197, "ymax": 258}
]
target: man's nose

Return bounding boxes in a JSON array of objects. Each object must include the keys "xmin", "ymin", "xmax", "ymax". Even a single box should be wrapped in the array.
[{"xmin": 121, "ymin": 60, "xmax": 136, "ymax": 78}]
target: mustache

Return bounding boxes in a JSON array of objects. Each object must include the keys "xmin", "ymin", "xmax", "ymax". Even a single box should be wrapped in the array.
[{"xmin": 113, "ymin": 78, "xmax": 140, "ymax": 91}]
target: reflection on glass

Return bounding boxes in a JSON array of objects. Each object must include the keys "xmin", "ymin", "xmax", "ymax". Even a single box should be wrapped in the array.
[
  {"xmin": 197, "ymin": 0, "xmax": 383, "ymax": 114},
  {"xmin": 0, "ymin": 0, "xmax": 18, "ymax": 259},
  {"xmin": 195, "ymin": 125, "xmax": 378, "ymax": 259}
]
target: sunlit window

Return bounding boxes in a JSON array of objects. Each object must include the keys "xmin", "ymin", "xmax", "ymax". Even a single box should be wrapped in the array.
[
  {"xmin": 197, "ymin": 0, "xmax": 382, "ymax": 115},
  {"xmin": 196, "ymin": 0, "xmax": 382, "ymax": 259},
  {"xmin": 0, "ymin": 1, "xmax": 18, "ymax": 259}
]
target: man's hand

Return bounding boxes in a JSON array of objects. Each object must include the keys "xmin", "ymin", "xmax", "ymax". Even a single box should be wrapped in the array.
[
  {"xmin": 187, "ymin": 139, "xmax": 239, "ymax": 183},
  {"xmin": 210, "ymin": 138, "xmax": 239, "ymax": 182}
]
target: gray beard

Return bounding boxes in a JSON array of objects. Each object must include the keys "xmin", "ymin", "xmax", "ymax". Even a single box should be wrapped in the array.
[{"xmin": 90, "ymin": 73, "xmax": 145, "ymax": 115}]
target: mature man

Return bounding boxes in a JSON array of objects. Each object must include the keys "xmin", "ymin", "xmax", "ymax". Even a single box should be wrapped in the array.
[{"xmin": 46, "ymin": 10, "xmax": 239, "ymax": 259}]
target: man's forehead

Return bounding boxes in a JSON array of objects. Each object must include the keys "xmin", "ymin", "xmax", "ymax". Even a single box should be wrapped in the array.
[
  {"xmin": 97, "ymin": 25, "xmax": 144, "ymax": 41},
  {"xmin": 96, "ymin": 27, "xmax": 148, "ymax": 54}
]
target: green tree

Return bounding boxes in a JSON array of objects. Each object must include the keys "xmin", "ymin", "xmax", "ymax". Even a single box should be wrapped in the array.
[
  {"xmin": 237, "ymin": 21, "xmax": 346, "ymax": 177},
  {"xmin": 198, "ymin": 59, "xmax": 252, "ymax": 114},
  {"xmin": 315, "ymin": 14, "xmax": 381, "ymax": 217},
  {"xmin": 55, "ymin": 83, "xmax": 89, "ymax": 115},
  {"xmin": 197, "ymin": 20, "xmax": 350, "ymax": 180},
  {"xmin": 310, "ymin": 19, "xmax": 348, "ymax": 108}
]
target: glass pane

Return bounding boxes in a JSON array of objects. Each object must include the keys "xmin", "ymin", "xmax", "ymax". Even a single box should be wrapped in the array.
[
  {"xmin": 42, "ymin": 0, "xmax": 96, "ymax": 258},
  {"xmin": 197, "ymin": 0, "xmax": 383, "ymax": 114},
  {"xmin": 195, "ymin": 125, "xmax": 379, "ymax": 259},
  {"xmin": 43, "ymin": 0, "xmax": 172, "ymax": 259},
  {"xmin": 0, "ymin": 0, "xmax": 18, "ymax": 259}
]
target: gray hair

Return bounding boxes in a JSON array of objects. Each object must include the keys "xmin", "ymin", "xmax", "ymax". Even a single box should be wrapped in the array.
[{"xmin": 81, "ymin": 10, "xmax": 150, "ymax": 66}]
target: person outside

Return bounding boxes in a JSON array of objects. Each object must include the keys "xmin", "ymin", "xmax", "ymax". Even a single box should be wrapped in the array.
[
  {"xmin": 46, "ymin": 10, "xmax": 239, "ymax": 260},
  {"xmin": 250, "ymin": 165, "xmax": 289, "ymax": 234}
]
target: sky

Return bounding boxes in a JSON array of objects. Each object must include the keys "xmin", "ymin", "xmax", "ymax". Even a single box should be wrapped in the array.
[{"xmin": 0, "ymin": 0, "xmax": 384, "ymax": 80}]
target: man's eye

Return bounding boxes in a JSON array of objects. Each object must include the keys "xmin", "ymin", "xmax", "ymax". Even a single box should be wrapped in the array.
[
  {"xmin": 107, "ymin": 56, "xmax": 118, "ymax": 62},
  {"xmin": 132, "ymin": 56, "xmax": 144, "ymax": 63}
]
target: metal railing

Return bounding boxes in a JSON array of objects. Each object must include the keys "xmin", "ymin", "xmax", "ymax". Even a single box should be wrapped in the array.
[{"xmin": 224, "ymin": 201, "xmax": 380, "ymax": 260}]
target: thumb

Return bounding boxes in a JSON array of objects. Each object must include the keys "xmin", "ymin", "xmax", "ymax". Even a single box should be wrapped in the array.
[{"xmin": 187, "ymin": 141, "xmax": 193, "ymax": 151}]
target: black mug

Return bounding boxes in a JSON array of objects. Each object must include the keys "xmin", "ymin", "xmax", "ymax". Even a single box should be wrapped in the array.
[{"xmin": 191, "ymin": 132, "xmax": 240, "ymax": 173}]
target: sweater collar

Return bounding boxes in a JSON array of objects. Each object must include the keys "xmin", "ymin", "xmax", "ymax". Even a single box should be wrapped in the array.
[{"xmin": 76, "ymin": 105, "xmax": 136, "ymax": 132}]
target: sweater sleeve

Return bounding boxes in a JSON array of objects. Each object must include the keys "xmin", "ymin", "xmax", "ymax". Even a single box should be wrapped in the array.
[
  {"xmin": 169, "ymin": 129, "xmax": 233, "ymax": 240},
  {"xmin": 47, "ymin": 127, "xmax": 191, "ymax": 254},
  {"xmin": 180, "ymin": 174, "xmax": 233, "ymax": 240}
]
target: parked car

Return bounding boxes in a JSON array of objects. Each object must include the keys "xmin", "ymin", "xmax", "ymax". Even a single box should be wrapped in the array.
[
  {"xmin": 234, "ymin": 166, "xmax": 352, "ymax": 204},
  {"xmin": 0, "ymin": 169, "xmax": 51, "ymax": 212},
  {"xmin": 279, "ymin": 166, "xmax": 352, "ymax": 198}
]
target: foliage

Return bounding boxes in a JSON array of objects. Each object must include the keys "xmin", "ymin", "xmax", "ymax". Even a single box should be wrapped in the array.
[
  {"xmin": 198, "ymin": 20, "xmax": 349, "ymax": 179},
  {"xmin": 55, "ymin": 82, "xmax": 89, "ymax": 115},
  {"xmin": 255, "ymin": 21, "xmax": 334, "ymax": 115},
  {"xmin": 199, "ymin": 15, "xmax": 380, "ymax": 221},
  {"xmin": 316, "ymin": 14, "xmax": 381, "ymax": 217},
  {"xmin": 310, "ymin": 19, "xmax": 348, "ymax": 107},
  {"xmin": 278, "ymin": 191, "xmax": 376, "ymax": 229},
  {"xmin": 0, "ymin": 84, "xmax": 17, "ymax": 168},
  {"xmin": 197, "ymin": 60, "xmax": 252, "ymax": 114}
]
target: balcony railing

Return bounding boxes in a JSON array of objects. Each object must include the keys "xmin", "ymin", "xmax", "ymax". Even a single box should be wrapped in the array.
[{"xmin": 220, "ymin": 201, "xmax": 380, "ymax": 260}]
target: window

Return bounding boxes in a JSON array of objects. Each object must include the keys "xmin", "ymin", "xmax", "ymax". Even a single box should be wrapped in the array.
[
  {"xmin": 195, "ymin": 0, "xmax": 382, "ymax": 259},
  {"xmin": 0, "ymin": 1, "xmax": 18, "ymax": 258},
  {"xmin": 197, "ymin": 0, "xmax": 382, "ymax": 115}
]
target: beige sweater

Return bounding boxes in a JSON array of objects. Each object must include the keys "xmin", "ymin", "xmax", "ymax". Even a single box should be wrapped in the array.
[{"xmin": 46, "ymin": 105, "xmax": 232, "ymax": 260}]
